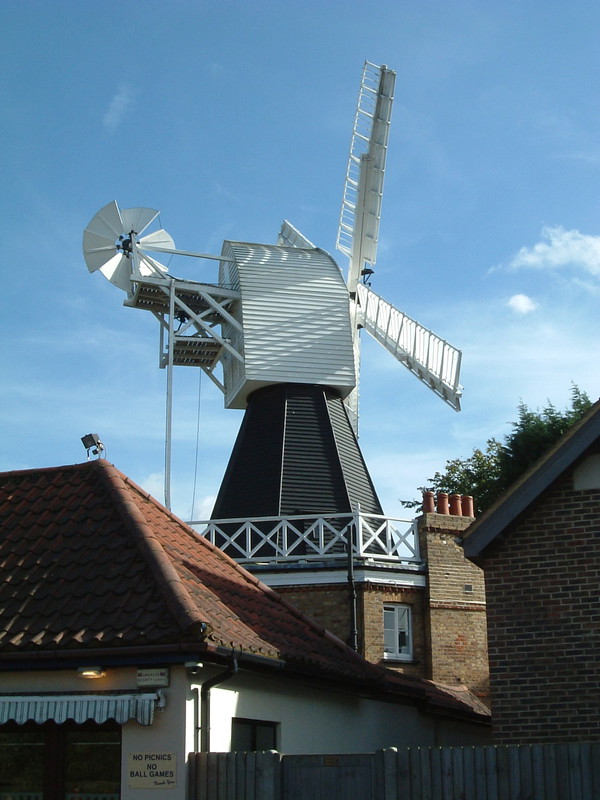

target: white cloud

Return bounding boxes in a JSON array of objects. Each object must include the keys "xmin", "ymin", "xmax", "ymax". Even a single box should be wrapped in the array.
[
  {"xmin": 103, "ymin": 84, "xmax": 135, "ymax": 133},
  {"xmin": 507, "ymin": 293, "xmax": 538, "ymax": 314},
  {"xmin": 509, "ymin": 226, "xmax": 600, "ymax": 275}
]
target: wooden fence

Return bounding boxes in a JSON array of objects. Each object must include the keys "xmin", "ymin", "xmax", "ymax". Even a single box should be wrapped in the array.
[{"xmin": 189, "ymin": 743, "xmax": 600, "ymax": 800}]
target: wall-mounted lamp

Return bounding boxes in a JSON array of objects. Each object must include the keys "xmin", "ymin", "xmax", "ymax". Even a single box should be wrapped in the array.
[
  {"xmin": 81, "ymin": 433, "xmax": 105, "ymax": 460},
  {"xmin": 77, "ymin": 666, "xmax": 106, "ymax": 679},
  {"xmin": 360, "ymin": 267, "xmax": 374, "ymax": 286}
]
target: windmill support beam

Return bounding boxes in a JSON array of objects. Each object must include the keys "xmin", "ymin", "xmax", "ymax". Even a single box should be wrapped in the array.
[{"xmin": 151, "ymin": 284, "xmax": 244, "ymax": 365}]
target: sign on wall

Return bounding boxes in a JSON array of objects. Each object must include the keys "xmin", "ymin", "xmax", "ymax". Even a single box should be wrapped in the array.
[
  {"xmin": 137, "ymin": 667, "xmax": 170, "ymax": 688},
  {"xmin": 128, "ymin": 752, "xmax": 176, "ymax": 789}
]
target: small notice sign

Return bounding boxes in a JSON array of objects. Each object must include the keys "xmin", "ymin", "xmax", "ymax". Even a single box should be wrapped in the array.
[
  {"xmin": 128, "ymin": 752, "xmax": 176, "ymax": 789},
  {"xmin": 137, "ymin": 667, "xmax": 170, "ymax": 688}
]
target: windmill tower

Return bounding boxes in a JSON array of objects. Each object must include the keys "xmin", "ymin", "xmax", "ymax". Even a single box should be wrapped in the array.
[
  {"xmin": 83, "ymin": 62, "xmax": 464, "ymax": 667},
  {"xmin": 208, "ymin": 62, "xmax": 461, "ymax": 521}
]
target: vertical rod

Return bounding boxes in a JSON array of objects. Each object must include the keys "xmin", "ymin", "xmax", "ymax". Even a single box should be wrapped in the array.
[
  {"xmin": 347, "ymin": 506, "xmax": 359, "ymax": 652},
  {"xmin": 164, "ymin": 279, "xmax": 175, "ymax": 510}
]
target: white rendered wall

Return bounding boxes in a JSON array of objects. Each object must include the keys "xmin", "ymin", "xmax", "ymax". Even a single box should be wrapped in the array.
[
  {"xmin": 191, "ymin": 667, "xmax": 490, "ymax": 753},
  {"xmin": 0, "ymin": 667, "xmax": 189, "ymax": 800},
  {"xmin": 0, "ymin": 663, "xmax": 489, "ymax": 799}
]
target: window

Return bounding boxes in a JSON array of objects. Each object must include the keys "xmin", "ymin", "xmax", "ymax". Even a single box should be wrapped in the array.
[
  {"xmin": 0, "ymin": 721, "xmax": 120, "ymax": 799},
  {"xmin": 231, "ymin": 718, "xmax": 278, "ymax": 752},
  {"xmin": 383, "ymin": 604, "xmax": 412, "ymax": 661}
]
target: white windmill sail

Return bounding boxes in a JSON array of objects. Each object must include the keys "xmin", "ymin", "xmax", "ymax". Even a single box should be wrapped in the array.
[
  {"xmin": 337, "ymin": 61, "xmax": 395, "ymax": 295},
  {"xmin": 336, "ymin": 62, "xmax": 395, "ymax": 431},
  {"xmin": 356, "ymin": 283, "xmax": 462, "ymax": 411},
  {"xmin": 336, "ymin": 62, "xmax": 462, "ymax": 430}
]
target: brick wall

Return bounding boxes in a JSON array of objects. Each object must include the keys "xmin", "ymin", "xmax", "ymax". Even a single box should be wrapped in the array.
[
  {"xmin": 276, "ymin": 584, "xmax": 353, "ymax": 647},
  {"xmin": 274, "ymin": 511, "xmax": 490, "ymax": 694},
  {"xmin": 361, "ymin": 584, "xmax": 426, "ymax": 678},
  {"xmin": 419, "ymin": 513, "xmax": 489, "ymax": 700},
  {"xmin": 276, "ymin": 581, "xmax": 428, "ymax": 677},
  {"xmin": 481, "ymin": 471, "xmax": 600, "ymax": 744}
]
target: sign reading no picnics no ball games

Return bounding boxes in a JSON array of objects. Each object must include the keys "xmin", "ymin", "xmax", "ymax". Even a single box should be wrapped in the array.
[{"xmin": 128, "ymin": 752, "xmax": 176, "ymax": 789}]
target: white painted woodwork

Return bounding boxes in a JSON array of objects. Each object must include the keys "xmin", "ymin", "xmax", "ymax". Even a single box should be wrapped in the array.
[
  {"xmin": 219, "ymin": 241, "xmax": 357, "ymax": 409},
  {"xmin": 356, "ymin": 283, "xmax": 462, "ymax": 411},
  {"xmin": 337, "ymin": 62, "xmax": 396, "ymax": 294},
  {"xmin": 194, "ymin": 511, "xmax": 420, "ymax": 564}
]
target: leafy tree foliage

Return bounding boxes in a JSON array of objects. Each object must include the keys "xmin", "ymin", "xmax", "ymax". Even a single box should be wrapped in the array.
[{"xmin": 404, "ymin": 386, "xmax": 592, "ymax": 515}]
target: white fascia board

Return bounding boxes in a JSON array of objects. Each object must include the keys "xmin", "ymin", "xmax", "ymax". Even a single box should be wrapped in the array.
[{"xmin": 252, "ymin": 568, "xmax": 426, "ymax": 588}]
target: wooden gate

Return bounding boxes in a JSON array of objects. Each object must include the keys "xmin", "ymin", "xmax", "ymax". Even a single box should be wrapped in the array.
[{"xmin": 282, "ymin": 754, "xmax": 375, "ymax": 800}]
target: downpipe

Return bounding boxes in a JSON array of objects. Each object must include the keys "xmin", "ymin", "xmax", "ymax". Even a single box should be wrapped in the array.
[{"xmin": 199, "ymin": 656, "xmax": 238, "ymax": 752}]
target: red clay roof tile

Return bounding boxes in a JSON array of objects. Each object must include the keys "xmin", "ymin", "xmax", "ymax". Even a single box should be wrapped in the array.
[{"xmin": 0, "ymin": 460, "xmax": 489, "ymax": 723}]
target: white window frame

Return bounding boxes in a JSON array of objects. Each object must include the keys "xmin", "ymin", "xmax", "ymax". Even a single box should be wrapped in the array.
[{"xmin": 383, "ymin": 604, "xmax": 413, "ymax": 662}]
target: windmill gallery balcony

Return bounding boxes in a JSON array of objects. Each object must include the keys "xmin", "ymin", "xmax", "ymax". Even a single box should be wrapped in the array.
[{"xmin": 191, "ymin": 511, "xmax": 420, "ymax": 566}]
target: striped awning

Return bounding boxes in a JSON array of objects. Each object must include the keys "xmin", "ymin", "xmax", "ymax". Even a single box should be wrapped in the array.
[{"xmin": 0, "ymin": 692, "xmax": 161, "ymax": 726}]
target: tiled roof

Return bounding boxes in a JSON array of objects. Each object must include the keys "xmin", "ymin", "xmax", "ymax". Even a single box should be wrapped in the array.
[{"xmin": 0, "ymin": 460, "xmax": 488, "ymax": 722}]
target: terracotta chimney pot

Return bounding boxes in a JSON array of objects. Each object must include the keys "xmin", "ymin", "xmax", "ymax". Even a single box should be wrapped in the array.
[
  {"xmin": 449, "ymin": 494, "xmax": 462, "ymax": 516},
  {"xmin": 436, "ymin": 492, "xmax": 449, "ymax": 514},
  {"xmin": 422, "ymin": 491, "xmax": 435, "ymax": 513},
  {"xmin": 461, "ymin": 495, "xmax": 475, "ymax": 517}
]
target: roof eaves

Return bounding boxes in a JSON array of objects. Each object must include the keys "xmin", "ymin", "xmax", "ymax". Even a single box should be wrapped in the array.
[{"xmin": 463, "ymin": 399, "xmax": 600, "ymax": 560}]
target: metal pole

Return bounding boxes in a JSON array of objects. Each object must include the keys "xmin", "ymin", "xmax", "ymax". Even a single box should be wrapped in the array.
[{"xmin": 164, "ymin": 279, "xmax": 175, "ymax": 510}]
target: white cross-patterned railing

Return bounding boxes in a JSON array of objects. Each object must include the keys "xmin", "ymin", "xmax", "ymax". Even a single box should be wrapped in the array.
[{"xmin": 191, "ymin": 512, "xmax": 420, "ymax": 565}]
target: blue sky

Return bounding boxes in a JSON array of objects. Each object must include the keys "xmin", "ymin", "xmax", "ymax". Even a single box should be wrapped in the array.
[{"xmin": 3, "ymin": 1, "xmax": 600, "ymax": 520}]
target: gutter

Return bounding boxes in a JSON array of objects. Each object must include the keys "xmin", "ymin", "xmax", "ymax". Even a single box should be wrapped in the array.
[{"xmin": 0, "ymin": 642, "xmax": 285, "ymax": 672}]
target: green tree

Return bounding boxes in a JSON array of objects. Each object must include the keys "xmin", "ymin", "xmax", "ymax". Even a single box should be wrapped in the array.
[{"xmin": 404, "ymin": 385, "xmax": 592, "ymax": 515}]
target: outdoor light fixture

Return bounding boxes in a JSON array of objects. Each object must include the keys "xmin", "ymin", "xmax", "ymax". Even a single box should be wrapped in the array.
[
  {"xmin": 77, "ymin": 666, "xmax": 106, "ymax": 679},
  {"xmin": 360, "ymin": 267, "xmax": 374, "ymax": 285},
  {"xmin": 185, "ymin": 662, "xmax": 204, "ymax": 675},
  {"xmin": 81, "ymin": 433, "xmax": 105, "ymax": 460}
]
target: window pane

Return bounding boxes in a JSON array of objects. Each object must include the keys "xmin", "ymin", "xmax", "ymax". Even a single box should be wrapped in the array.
[
  {"xmin": 231, "ymin": 720, "xmax": 254, "ymax": 752},
  {"xmin": 231, "ymin": 719, "xmax": 277, "ymax": 752},
  {"xmin": 0, "ymin": 731, "xmax": 44, "ymax": 796},
  {"xmin": 255, "ymin": 723, "xmax": 276, "ymax": 751},
  {"xmin": 383, "ymin": 608, "xmax": 395, "ymax": 629},
  {"xmin": 383, "ymin": 604, "xmax": 412, "ymax": 659},
  {"xmin": 384, "ymin": 626, "xmax": 396, "ymax": 653},
  {"xmin": 64, "ymin": 730, "xmax": 120, "ymax": 797}
]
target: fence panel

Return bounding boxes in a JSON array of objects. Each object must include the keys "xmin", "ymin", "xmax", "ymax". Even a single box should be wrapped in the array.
[
  {"xmin": 282, "ymin": 754, "xmax": 374, "ymax": 800},
  {"xmin": 189, "ymin": 743, "xmax": 600, "ymax": 800}
]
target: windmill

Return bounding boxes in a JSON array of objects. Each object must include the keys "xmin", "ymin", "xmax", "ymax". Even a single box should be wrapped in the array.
[{"xmin": 83, "ymin": 61, "xmax": 462, "ymax": 519}]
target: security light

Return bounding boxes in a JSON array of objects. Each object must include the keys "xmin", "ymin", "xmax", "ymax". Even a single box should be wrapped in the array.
[{"xmin": 81, "ymin": 433, "xmax": 105, "ymax": 459}]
